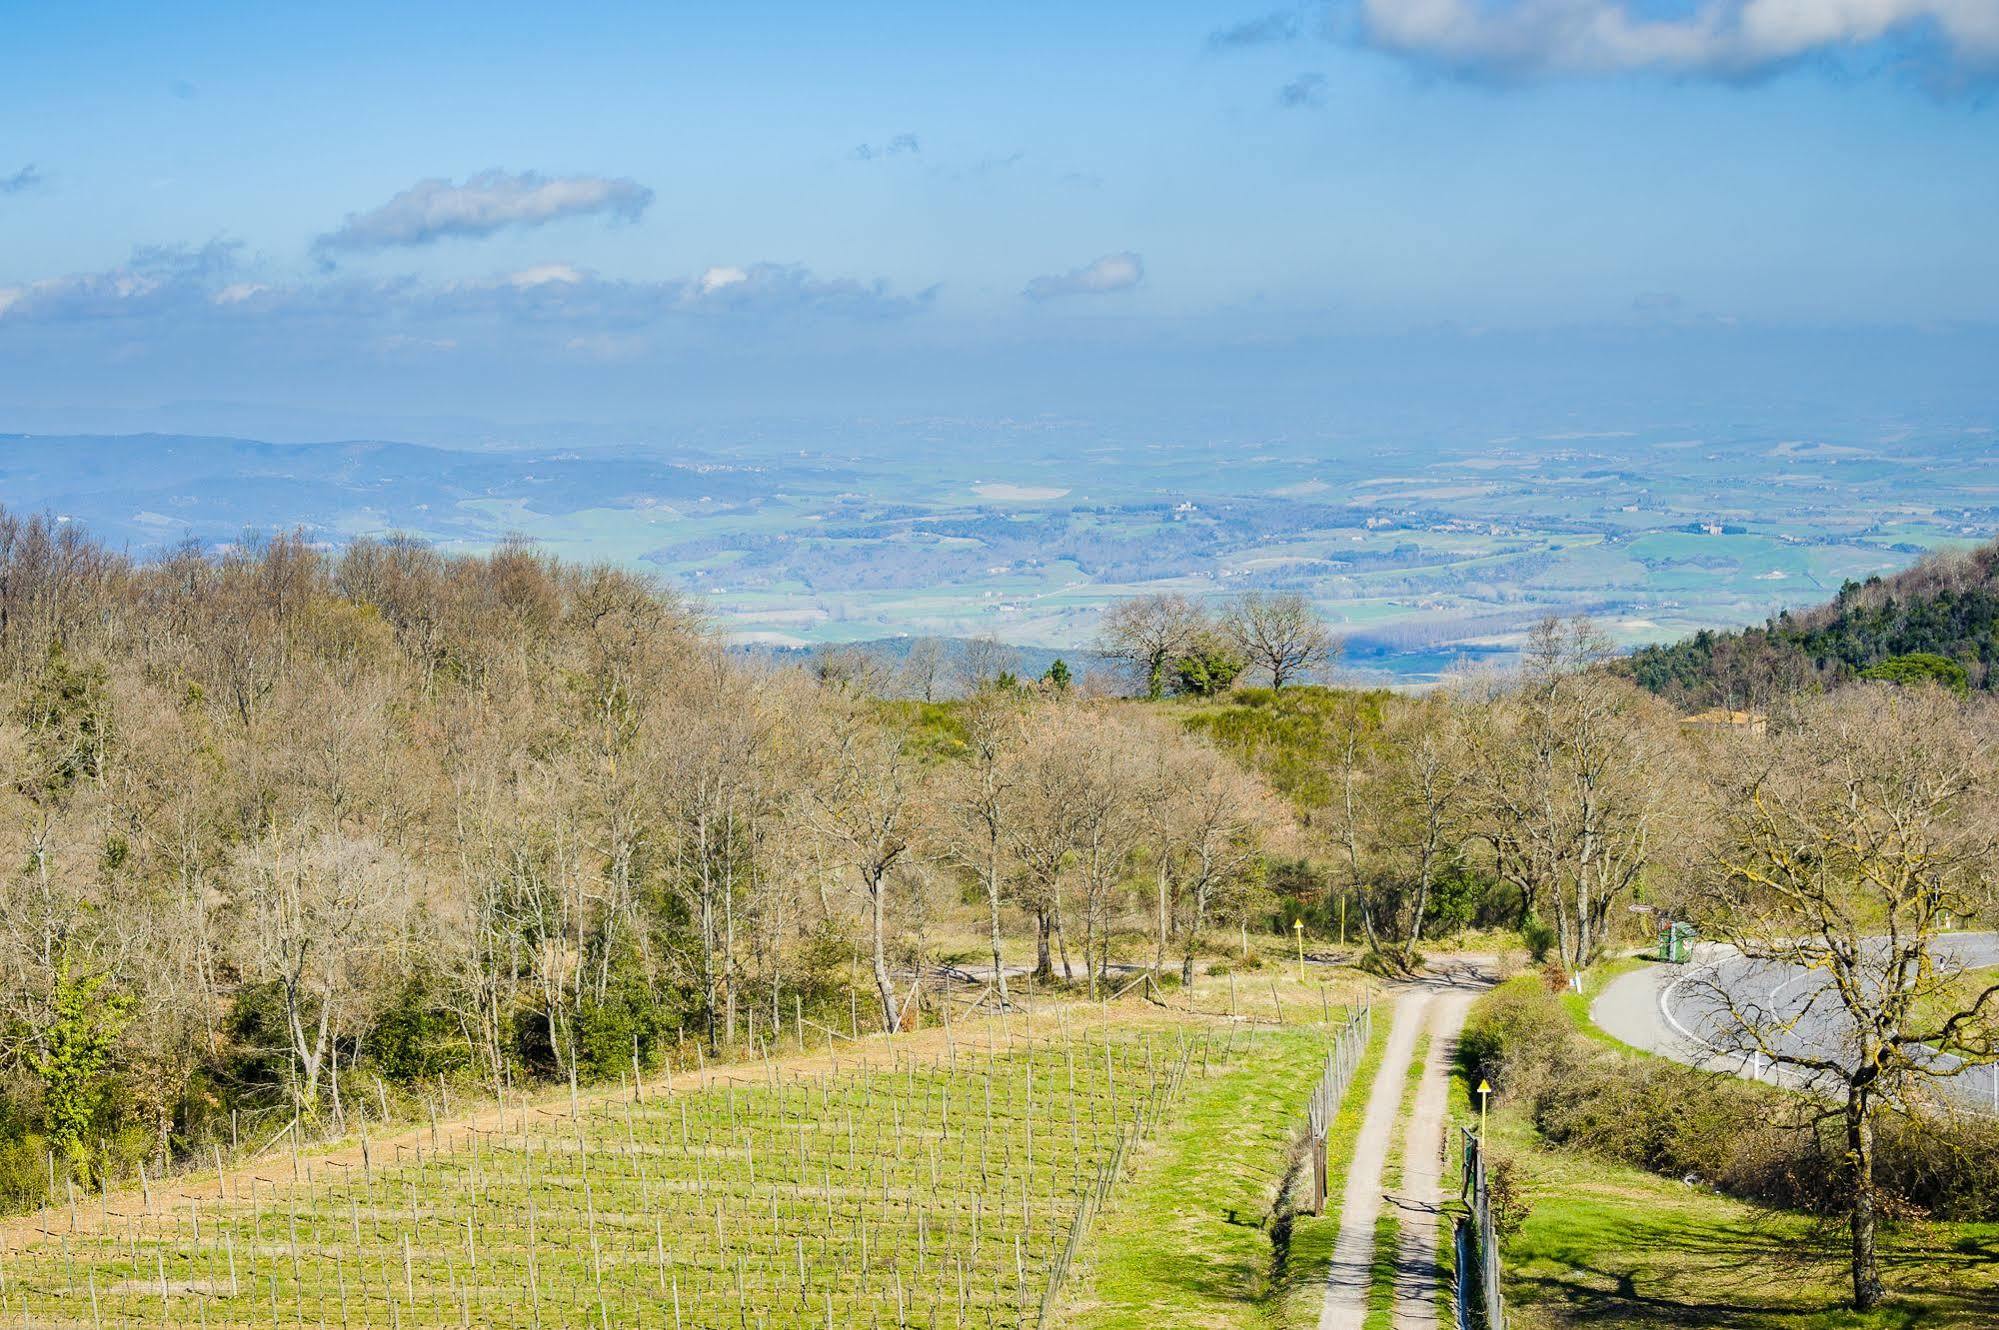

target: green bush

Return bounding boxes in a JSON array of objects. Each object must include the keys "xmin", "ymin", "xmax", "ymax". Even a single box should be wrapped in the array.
[
  {"xmin": 369, "ymin": 979, "xmax": 470, "ymax": 1084},
  {"xmin": 1519, "ymin": 916, "xmax": 1556, "ymax": 964},
  {"xmin": 1859, "ymin": 652, "xmax": 1970, "ymax": 695},
  {"xmin": 574, "ymin": 948, "xmax": 677, "ymax": 1077},
  {"xmin": 0, "ymin": 1134, "xmax": 52, "ymax": 1213},
  {"xmin": 1461, "ymin": 978, "xmax": 1999, "ymax": 1222}
]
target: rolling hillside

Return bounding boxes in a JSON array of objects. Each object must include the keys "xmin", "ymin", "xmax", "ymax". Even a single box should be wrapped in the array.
[{"xmin": 1623, "ymin": 537, "xmax": 1999, "ymax": 707}]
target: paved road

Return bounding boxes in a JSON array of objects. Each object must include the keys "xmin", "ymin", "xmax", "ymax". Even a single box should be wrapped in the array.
[{"xmin": 1592, "ymin": 933, "xmax": 1999, "ymax": 1113}]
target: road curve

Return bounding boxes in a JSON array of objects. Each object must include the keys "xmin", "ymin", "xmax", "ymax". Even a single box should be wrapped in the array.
[{"xmin": 1591, "ymin": 934, "xmax": 1999, "ymax": 1115}]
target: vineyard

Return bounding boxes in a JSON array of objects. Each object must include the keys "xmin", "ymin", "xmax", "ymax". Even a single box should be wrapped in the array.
[{"xmin": 0, "ymin": 1010, "xmax": 1317, "ymax": 1329}]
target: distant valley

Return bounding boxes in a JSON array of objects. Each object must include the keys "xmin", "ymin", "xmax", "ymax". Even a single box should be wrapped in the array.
[{"xmin": 5, "ymin": 424, "xmax": 1995, "ymax": 681}]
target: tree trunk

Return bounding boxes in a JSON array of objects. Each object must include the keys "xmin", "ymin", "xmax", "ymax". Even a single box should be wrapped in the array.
[
  {"xmin": 985, "ymin": 841, "xmax": 1010, "ymax": 1009},
  {"xmin": 1053, "ymin": 905, "xmax": 1073, "ymax": 983},
  {"xmin": 1847, "ymin": 1089, "xmax": 1884, "ymax": 1310},
  {"xmin": 867, "ymin": 871, "xmax": 899, "ymax": 1034},
  {"xmin": 1409, "ymin": 849, "xmax": 1433, "ymax": 947},
  {"xmin": 1182, "ymin": 881, "xmax": 1207, "ymax": 988},
  {"xmin": 1034, "ymin": 908, "xmax": 1053, "ymax": 982}
]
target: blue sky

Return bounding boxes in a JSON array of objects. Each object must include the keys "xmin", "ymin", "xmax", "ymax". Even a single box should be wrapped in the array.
[{"xmin": 4, "ymin": 1, "xmax": 1997, "ymax": 438}]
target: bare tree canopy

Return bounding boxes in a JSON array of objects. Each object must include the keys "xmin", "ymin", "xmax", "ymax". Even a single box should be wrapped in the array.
[
  {"xmin": 1093, "ymin": 593, "xmax": 1206, "ymax": 700},
  {"xmin": 1689, "ymin": 685, "xmax": 1999, "ymax": 1310},
  {"xmin": 1224, "ymin": 591, "xmax": 1338, "ymax": 689}
]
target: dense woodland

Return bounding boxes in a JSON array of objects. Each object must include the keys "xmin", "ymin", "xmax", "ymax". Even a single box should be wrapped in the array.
[
  {"xmin": 0, "ymin": 509, "xmax": 1689, "ymax": 1203},
  {"xmin": 2, "ymin": 507, "xmax": 1996, "ymax": 1311},
  {"xmin": 1624, "ymin": 536, "xmax": 1999, "ymax": 706}
]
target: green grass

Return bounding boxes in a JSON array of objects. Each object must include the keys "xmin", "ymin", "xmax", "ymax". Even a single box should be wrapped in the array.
[
  {"xmin": 1461, "ymin": 987, "xmax": 1999, "ymax": 1329},
  {"xmin": 1361, "ymin": 1030, "xmax": 1430, "ymax": 1330},
  {"xmin": 1070, "ymin": 1007, "xmax": 1390, "ymax": 1330},
  {"xmin": 1494, "ymin": 1102, "xmax": 1999, "ymax": 1329},
  {"xmin": 1364, "ymin": 1210, "xmax": 1399, "ymax": 1330},
  {"xmin": 4, "ymin": 1023, "xmax": 1204, "ymax": 1330}
]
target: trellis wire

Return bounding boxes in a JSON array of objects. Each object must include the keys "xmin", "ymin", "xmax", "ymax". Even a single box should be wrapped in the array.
[{"xmin": 3, "ymin": 1020, "xmax": 1215, "ymax": 1330}]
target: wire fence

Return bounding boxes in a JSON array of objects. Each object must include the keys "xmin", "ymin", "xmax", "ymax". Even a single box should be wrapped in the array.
[
  {"xmin": 1454, "ymin": 1126, "xmax": 1505, "ymax": 1330},
  {"xmin": 1302, "ymin": 999, "xmax": 1373, "ymax": 1214}
]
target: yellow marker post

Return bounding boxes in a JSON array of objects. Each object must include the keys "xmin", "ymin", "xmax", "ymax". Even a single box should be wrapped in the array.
[
  {"xmin": 1477, "ymin": 1078, "xmax": 1492, "ymax": 1140},
  {"xmin": 1294, "ymin": 918, "xmax": 1306, "ymax": 982}
]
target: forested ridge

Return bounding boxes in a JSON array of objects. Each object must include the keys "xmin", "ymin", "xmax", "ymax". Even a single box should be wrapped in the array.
[
  {"xmin": 0, "ymin": 508, "xmax": 1707, "ymax": 1213},
  {"xmin": 1623, "ymin": 536, "xmax": 1999, "ymax": 707}
]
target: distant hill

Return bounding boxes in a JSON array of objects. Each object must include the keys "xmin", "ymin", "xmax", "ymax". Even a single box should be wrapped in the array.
[{"xmin": 1623, "ymin": 538, "xmax": 1999, "ymax": 708}]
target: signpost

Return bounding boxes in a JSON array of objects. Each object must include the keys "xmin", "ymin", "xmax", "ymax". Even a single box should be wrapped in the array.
[
  {"xmin": 1477, "ymin": 1078, "xmax": 1491, "ymax": 1139},
  {"xmin": 1294, "ymin": 919, "xmax": 1306, "ymax": 982}
]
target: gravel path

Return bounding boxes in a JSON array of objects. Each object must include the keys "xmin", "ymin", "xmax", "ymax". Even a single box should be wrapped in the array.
[
  {"xmin": 1319, "ymin": 987, "xmax": 1430, "ymax": 1330},
  {"xmin": 1389, "ymin": 989, "xmax": 1479, "ymax": 1330}
]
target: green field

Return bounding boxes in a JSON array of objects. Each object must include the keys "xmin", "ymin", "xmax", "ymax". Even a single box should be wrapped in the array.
[
  {"xmin": 3, "ymin": 1023, "xmax": 1210, "ymax": 1329},
  {"xmin": 0, "ymin": 1011, "xmax": 1370, "ymax": 1330},
  {"xmin": 1063, "ymin": 1008, "xmax": 1381, "ymax": 1330}
]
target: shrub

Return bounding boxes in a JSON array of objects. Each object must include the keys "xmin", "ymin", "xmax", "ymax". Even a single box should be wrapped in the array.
[
  {"xmin": 1860, "ymin": 652, "xmax": 1970, "ymax": 695},
  {"xmin": 1520, "ymin": 916, "xmax": 1556, "ymax": 964},
  {"xmin": 1486, "ymin": 1155, "xmax": 1532, "ymax": 1240},
  {"xmin": 1461, "ymin": 978, "xmax": 1999, "ymax": 1221},
  {"xmin": 370, "ymin": 979, "xmax": 470, "ymax": 1084}
]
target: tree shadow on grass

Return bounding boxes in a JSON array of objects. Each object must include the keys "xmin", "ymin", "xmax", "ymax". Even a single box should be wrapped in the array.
[{"xmin": 1513, "ymin": 1207, "xmax": 1999, "ymax": 1328}]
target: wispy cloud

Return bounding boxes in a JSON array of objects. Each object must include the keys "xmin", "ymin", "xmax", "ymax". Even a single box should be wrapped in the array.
[
  {"xmin": 0, "ymin": 245, "xmax": 931, "ymax": 330},
  {"xmin": 0, "ymin": 164, "xmax": 43, "ymax": 195},
  {"xmin": 1332, "ymin": 0, "xmax": 1999, "ymax": 84},
  {"xmin": 1277, "ymin": 72, "xmax": 1329, "ymax": 107},
  {"xmin": 0, "ymin": 241, "xmax": 239, "ymax": 321},
  {"xmin": 314, "ymin": 169, "xmax": 653, "ymax": 254},
  {"xmin": 1208, "ymin": 9, "xmax": 1305, "ymax": 49},
  {"xmin": 852, "ymin": 133, "xmax": 921, "ymax": 161},
  {"xmin": 1023, "ymin": 252, "xmax": 1144, "ymax": 301}
]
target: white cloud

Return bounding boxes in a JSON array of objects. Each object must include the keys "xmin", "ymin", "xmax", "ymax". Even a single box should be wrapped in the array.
[
  {"xmin": 1345, "ymin": 0, "xmax": 1999, "ymax": 80},
  {"xmin": 506, "ymin": 263, "xmax": 588, "ymax": 289},
  {"xmin": 697, "ymin": 265, "xmax": 749, "ymax": 295},
  {"xmin": 0, "ymin": 245, "xmax": 931, "ymax": 332},
  {"xmin": 315, "ymin": 169, "xmax": 653, "ymax": 253},
  {"xmin": 213, "ymin": 282, "xmax": 269, "ymax": 305},
  {"xmin": 0, "ymin": 241, "xmax": 237, "ymax": 322},
  {"xmin": 1023, "ymin": 252, "xmax": 1145, "ymax": 301}
]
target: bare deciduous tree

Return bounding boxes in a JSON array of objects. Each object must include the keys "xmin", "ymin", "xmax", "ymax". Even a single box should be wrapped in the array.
[
  {"xmin": 807, "ymin": 705, "xmax": 916, "ymax": 1032},
  {"xmin": 1094, "ymin": 593, "xmax": 1206, "ymax": 700},
  {"xmin": 1225, "ymin": 591, "xmax": 1337, "ymax": 689},
  {"xmin": 236, "ymin": 826, "xmax": 414, "ymax": 1118},
  {"xmin": 1380, "ymin": 694, "xmax": 1469, "ymax": 946},
  {"xmin": 898, "ymin": 637, "xmax": 949, "ymax": 702},
  {"xmin": 1690, "ymin": 686, "xmax": 1999, "ymax": 1311},
  {"xmin": 1461, "ymin": 617, "xmax": 1665, "ymax": 970},
  {"xmin": 957, "ymin": 635, "xmax": 1020, "ymax": 693},
  {"xmin": 940, "ymin": 686, "xmax": 1028, "ymax": 1006},
  {"xmin": 1169, "ymin": 743, "xmax": 1275, "ymax": 988}
]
